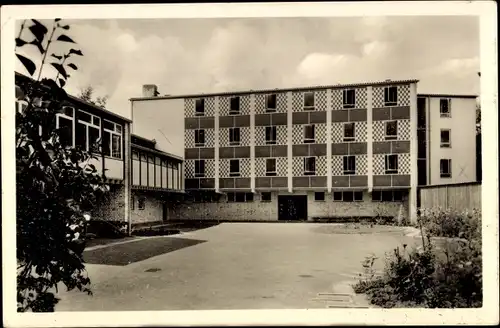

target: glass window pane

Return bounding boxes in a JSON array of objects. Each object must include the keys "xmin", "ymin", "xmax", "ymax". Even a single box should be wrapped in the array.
[
  {"xmin": 58, "ymin": 116, "xmax": 73, "ymax": 147},
  {"xmin": 111, "ymin": 134, "xmax": 121, "ymax": 158},
  {"xmin": 343, "ymin": 191, "xmax": 354, "ymax": 202},
  {"xmin": 103, "ymin": 120, "xmax": 114, "ymax": 131},
  {"xmin": 304, "ymin": 92, "xmax": 314, "ymax": 107},
  {"xmin": 76, "ymin": 122, "xmax": 87, "ymax": 150},
  {"xmin": 103, "ymin": 131, "xmax": 111, "ymax": 156},
  {"xmin": 333, "ymin": 192, "xmax": 342, "ymax": 201},
  {"xmin": 89, "ymin": 126, "xmax": 100, "ymax": 152},
  {"xmin": 77, "ymin": 111, "xmax": 92, "ymax": 123},
  {"xmin": 93, "ymin": 116, "xmax": 101, "ymax": 126}
]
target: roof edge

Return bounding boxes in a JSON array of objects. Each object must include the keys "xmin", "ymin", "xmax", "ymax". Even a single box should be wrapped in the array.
[
  {"xmin": 129, "ymin": 79, "xmax": 420, "ymax": 101},
  {"xmin": 131, "ymin": 143, "xmax": 183, "ymax": 162},
  {"xmin": 15, "ymin": 71, "xmax": 132, "ymax": 123},
  {"xmin": 417, "ymin": 93, "xmax": 478, "ymax": 99}
]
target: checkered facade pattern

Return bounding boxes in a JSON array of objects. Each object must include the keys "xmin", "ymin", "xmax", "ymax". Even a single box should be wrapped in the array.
[
  {"xmin": 255, "ymin": 125, "xmax": 287, "ymax": 146},
  {"xmin": 219, "ymin": 95, "xmax": 251, "ymax": 116},
  {"xmin": 254, "ymin": 93, "xmax": 288, "ymax": 114},
  {"xmin": 292, "ymin": 123, "xmax": 327, "ymax": 144},
  {"xmin": 372, "ymin": 84, "xmax": 411, "ymax": 108},
  {"xmin": 331, "ymin": 87, "xmax": 368, "ymax": 110},
  {"xmin": 292, "ymin": 156, "xmax": 327, "ymax": 176},
  {"xmin": 185, "ymin": 128, "xmax": 215, "ymax": 148},
  {"xmin": 184, "ymin": 97, "xmax": 216, "ymax": 118},
  {"xmin": 255, "ymin": 157, "xmax": 288, "ymax": 177},
  {"xmin": 291, "ymin": 90, "xmax": 327, "ymax": 112},
  {"xmin": 372, "ymin": 119, "xmax": 410, "ymax": 142},
  {"xmin": 331, "ymin": 155, "xmax": 367, "ymax": 176},
  {"xmin": 185, "ymin": 159, "xmax": 215, "ymax": 178},
  {"xmin": 331, "ymin": 122, "xmax": 367, "ymax": 143},
  {"xmin": 373, "ymin": 153, "xmax": 411, "ymax": 175},
  {"xmin": 218, "ymin": 127, "xmax": 251, "ymax": 147},
  {"xmin": 219, "ymin": 158, "xmax": 251, "ymax": 178}
]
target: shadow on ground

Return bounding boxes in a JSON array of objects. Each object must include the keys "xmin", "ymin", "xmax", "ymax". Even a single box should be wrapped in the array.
[{"xmin": 83, "ymin": 237, "xmax": 206, "ymax": 266}]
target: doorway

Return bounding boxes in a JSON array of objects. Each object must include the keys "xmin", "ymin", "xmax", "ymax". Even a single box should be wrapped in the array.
[{"xmin": 278, "ymin": 195, "xmax": 307, "ymax": 221}]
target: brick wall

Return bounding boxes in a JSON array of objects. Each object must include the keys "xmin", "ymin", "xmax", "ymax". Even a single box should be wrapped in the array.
[
  {"xmin": 169, "ymin": 191, "xmax": 407, "ymax": 221},
  {"xmin": 131, "ymin": 190, "xmax": 165, "ymax": 224},
  {"xmin": 92, "ymin": 184, "xmax": 126, "ymax": 222}
]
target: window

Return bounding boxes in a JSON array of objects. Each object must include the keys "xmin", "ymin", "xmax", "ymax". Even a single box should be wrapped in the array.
[
  {"xmin": 384, "ymin": 86, "xmax": 398, "ymax": 106},
  {"xmin": 304, "ymin": 157, "xmax": 316, "ymax": 176},
  {"xmin": 440, "ymin": 129, "xmax": 451, "ymax": 148},
  {"xmin": 194, "ymin": 129, "xmax": 205, "ymax": 147},
  {"xmin": 261, "ymin": 192, "xmax": 272, "ymax": 202},
  {"xmin": 195, "ymin": 160, "xmax": 205, "ymax": 178},
  {"xmin": 385, "ymin": 121, "xmax": 398, "ymax": 140},
  {"xmin": 385, "ymin": 154, "xmax": 398, "ymax": 174},
  {"xmin": 229, "ymin": 159, "xmax": 240, "ymax": 177},
  {"xmin": 265, "ymin": 126, "xmax": 277, "ymax": 145},
  {"xmin": 440, "ymin": 159, "xmax": 452, "ymax": 178},
  {"xmin": 131, "ymin": 196, "xmax": 135, "ymax": 210},
  {"xmin": 440, "ymin": 99, "xmax": 451, "ymax": 117},
  {"xmin": 333, "ymin": 191, "xmax": 363, "ymax": 202},
  {"xmin": 343, "ymin": 122, "xmax": 355, "ymax": 141},
  {"xmin": 230, "ymin": 96, "xmax": 240, "ymax": 114},
  {"xmin": 304, "ymin": 92, "xmax": 315, "ymax": 110},
  {"xmin": 304, "ymin": 124, "xmax": 315, "ymax": 143},
  {"xmin": 227, "ymin": 192, "xmax": 254, "ymax": 203},
  {"xmin": 195, "ymin": 99, "xmax": 205, "ymax": 116},
  {"xmin": 75, "ymin": 110, "xmax": 101, "ymax": 153},
  {"xmin": 314, "ymin": 192, "xmax": 325, "ymax": 201},
  {"xmin": 103, "ymin": 119, "xmax": 122, "ymax": 159},
  {"xmin": 229, "ymin": 127, "xmax": 240, "ymax": 146},
  {"xmin": 266, "ymin": 158, "xmax": 276, "ymax": 176},
  {"xmin": 343, "ymin": 156, "xmax": 356, "ymax": 175},
  {"xmin": 266, "ymin": 94, "xmax": 277, "ymax": 112},
  {"xmin": 343, "ymin": 89, "xmax": 355, "ymax": 109},
  {"xmin": 372, "ymin": 190, "xmax": 405, "ymax": 202},
  {"xmin": 56, "ymin": 106, "xmax": 75, "ymax": 147},
  {"xmin": 138, "ymin": 197, "xmax": 146, "ymax": 210}
]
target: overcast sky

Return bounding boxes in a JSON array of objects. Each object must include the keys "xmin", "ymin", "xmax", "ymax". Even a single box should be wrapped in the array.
[{"xmin": 15, "ymin": 16, "xmax": 479, "ymax": 118}]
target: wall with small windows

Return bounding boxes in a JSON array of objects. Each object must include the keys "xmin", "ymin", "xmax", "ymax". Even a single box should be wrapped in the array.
[{"xmin": 423, "ymin": 96, "xmax": 477, "ymax": 185}]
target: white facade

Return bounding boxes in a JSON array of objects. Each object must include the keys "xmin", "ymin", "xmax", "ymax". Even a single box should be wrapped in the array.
[{"xmin": 420, "ymin": 95, "xmax": 477, "ymax": 186}]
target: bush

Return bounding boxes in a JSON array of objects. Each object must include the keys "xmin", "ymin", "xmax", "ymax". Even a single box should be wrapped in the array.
[{"xmin": 353, "ymin": 208, "xmax": 482, "ymax": 308}]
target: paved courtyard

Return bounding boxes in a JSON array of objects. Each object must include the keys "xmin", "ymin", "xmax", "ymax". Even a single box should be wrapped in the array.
[{"xmin": 55, "ymin": 223, "xmax": 418, "ymax": 311}]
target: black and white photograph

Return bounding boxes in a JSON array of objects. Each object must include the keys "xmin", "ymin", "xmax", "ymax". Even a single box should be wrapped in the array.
[{"xmin": 1, "ymin": 2, "xmax": 498, "ymax": 327}]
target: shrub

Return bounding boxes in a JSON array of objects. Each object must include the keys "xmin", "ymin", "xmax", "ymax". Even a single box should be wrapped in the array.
[{"xmin": 353, "ymin": 208, "xmax": 482, "ymax": 308}]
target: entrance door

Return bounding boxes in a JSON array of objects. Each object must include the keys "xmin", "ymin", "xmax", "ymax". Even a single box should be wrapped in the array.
[{"xmin": 278, "ymin": 195, "xmax": 307, "ymax": 221}]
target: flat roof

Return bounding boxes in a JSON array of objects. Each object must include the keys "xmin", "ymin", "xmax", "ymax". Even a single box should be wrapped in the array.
[
  {"xmin": 130, "ymin": 78, "xmax": 419, "ymax": 101},
  {"xmin": 417, "ymin": 93, "xmax": 478, "ymax": 99},
  {"xmin": 131, "ymin": 143, "xmax": 183, "ymax": 162}
]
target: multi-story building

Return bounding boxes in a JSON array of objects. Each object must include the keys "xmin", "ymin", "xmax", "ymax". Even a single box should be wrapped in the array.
[
  {"xmin": 15, "ymin": 72, "xmax": 184, "ymax": 234},
  {"xmin": 416, "ymin": 94, "xmax": 478, "ymax": 187},
  {"xmin": 131, "ymin": 78, "xmax": 476, "ymax": 224}
]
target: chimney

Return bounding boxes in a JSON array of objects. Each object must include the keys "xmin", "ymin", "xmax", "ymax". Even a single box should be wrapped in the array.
[{"xmin": 142, "ymin": 84, "xmax": 159, "ymax": 97}]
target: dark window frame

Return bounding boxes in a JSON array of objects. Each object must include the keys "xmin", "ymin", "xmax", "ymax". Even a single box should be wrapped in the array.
[
  {"xmin": 343, "ymin": 89, "xmax": 356, "ymax": 109},
  {"xmin": 384, "ymin": 86, "xmax": 398, "ymax": 106},
  {"xmin": 194, "ymin": 159, "xmax": 205, "ymax": 178},
  {"xmin": 194, "ymin": 129, "xmax": 205, "ymax": 147},
  {"xmin": 266, "ymin": 94, "xmax": 277, "ymax": 112},
  {"xmin": 314, "ymin": 192, "xmax": 325, "ymax": 202},
  {"xmin": 230, "ymin": 96, "xmax": 241, "ymax": 114},
  {"xmin": 229, "ymin": 159, "xmax": 240, "ymax": 177},
  {"xmin": 304, "ymin": 156, "xmax": 316, "ymax": 176},
  {"xmin": 343, "ymin": 155, "xmax": 356, "ymax": 175},
  {"xmin": 440, "ymin": 159, "xmax": 452, "ymax": 178},
  {"xmin": 195, "ymin": 98, "xmax": 205, "ymax": 116},
  {"xmin": 343, "ymin": 122, "xmax": 355, "ymax": 141},
  {"xmin": 440, "ymin": 129, "xmax": 451, "ymax": 148},
  {"xmin": 385, "ymin": 120, "xmax": 398, "ymax": 140},
  {"xmin": 385, "ymin": 154, "xmax": 398, "ymax": 174}
]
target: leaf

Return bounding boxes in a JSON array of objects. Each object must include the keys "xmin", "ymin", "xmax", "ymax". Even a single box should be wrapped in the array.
[
  {"xmin": 16, "ymin": 54, "xmax": 36, "ymax": 76},
  {"xmin": 61, "ymin": 25, "xmax": 70, "ymax": 30},
  {"xmin": 16, "ymin": 38, "xmax": 27, "ymax": 47},
  {"xmin": 29, "ymin": 20, "xmax": 48, "ymax": 42},
  {"xmin": 29, "ymin": 40, "xmax": 45, "ymax": 54},
  {"xmin": 51, "ymin": 54, "xmax": 63, "ymax": 60},
  {"xmin": 56, "ymin": 34, "xmax": 75, "ymax": 43},
  {"xmin": 68, "ymin": 49, "xmax": 83, "ymax": 56},
  {"xmin": 67, "ymin": 63, "xmax": 77, "ymax": 70},
  {"xmin": 51, "ymin": 63, "xmax": 67, "ymax": 79},
  {"xmin": 55, "ymin": 18, "xmax": 61, "ymax": 22},
  {"xmin": 59, "ymin": 79, "xmax": 66, "ymax": 88}
]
